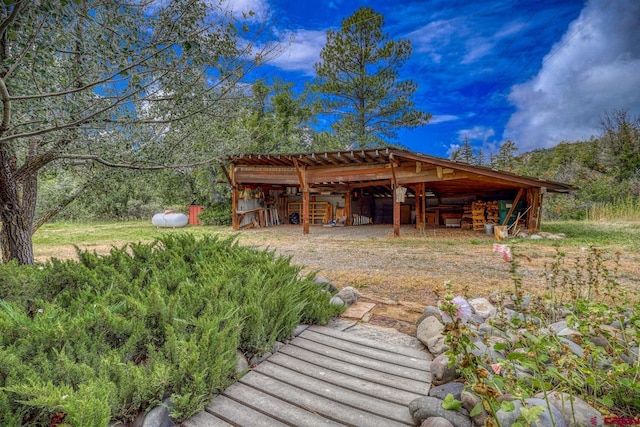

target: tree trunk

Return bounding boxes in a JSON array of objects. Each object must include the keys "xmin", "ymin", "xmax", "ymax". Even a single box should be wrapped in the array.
[
  {"xmin": 0, "ymin": 147, "xmax": 34, "ymax": 265},
  {"xmin": 0, "ymin": 209, "xmax": 34, "ymax": 265}
]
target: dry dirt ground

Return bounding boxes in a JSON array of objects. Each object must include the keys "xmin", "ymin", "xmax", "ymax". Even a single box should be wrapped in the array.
[
  {"xmin": 228, "ymin": 224, "xmax": 639, "ymax": 335},
  {"xmin": 36, "ymin": 224, "xmax": 639, "ymax": 336}
]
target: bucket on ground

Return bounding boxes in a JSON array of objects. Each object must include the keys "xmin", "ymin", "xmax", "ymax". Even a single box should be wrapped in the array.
[{"xmin": 484, "ymin": 222, "xmax": 495, "ymax": 236}]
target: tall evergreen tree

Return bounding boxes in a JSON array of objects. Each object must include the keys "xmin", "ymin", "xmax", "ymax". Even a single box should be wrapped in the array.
[
  {"xmin": 493, "ymin": 140, "xmax": 518, "ymax": 171},
  {"xmin": 312, "ymin": 7, "xmax": 430, "ymax": 148},
  {"xmin": 476, "ymin": 148, "xmax": 486, "ymax": 166},
  {"xmin": 244, "ymin": 79, "xmax": 315, "ymax": 154},
  {"xmin": 451, "ymin": 137, "xmax": 476, "ymax": 163}
]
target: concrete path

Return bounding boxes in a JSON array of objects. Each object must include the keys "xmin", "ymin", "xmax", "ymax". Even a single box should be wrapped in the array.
[{"xmin": 182, "ymin": 324, "xmax": 431, "ymax": 426}]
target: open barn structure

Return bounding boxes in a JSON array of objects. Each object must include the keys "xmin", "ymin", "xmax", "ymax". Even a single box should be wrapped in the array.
[{"xmin": 221, "ymin": 147, "xmax": 577, "ymax": 236}]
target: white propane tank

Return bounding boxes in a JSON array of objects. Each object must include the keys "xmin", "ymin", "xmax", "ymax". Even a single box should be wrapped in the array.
[{"xmin": 152, "ymin": 210, "xmax": 188, "ymax": 228}]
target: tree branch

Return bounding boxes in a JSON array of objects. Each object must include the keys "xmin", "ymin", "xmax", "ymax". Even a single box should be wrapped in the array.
[
  {"xmin": 59, "ymin": 154, "xmax": 221, "ymax": 170},
  {"xmin": 31, "ymin": 183, "xmax": 88, "ymax": 234}
]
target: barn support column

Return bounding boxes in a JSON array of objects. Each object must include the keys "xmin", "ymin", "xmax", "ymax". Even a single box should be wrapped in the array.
[
  {"xmin": 231, "ymin": 186, "xmax": 239, "ymax": 230},
  {"xmin": 222, "ymin": 164, "xmax": 241, "ymax": 231},
  {"xmin": 393, "ymin": 190, "xmax": 400, "ymax": 236},
  {"xmin": 302, "ymin": 189, "xmax": 310, "ymax": 234},
  {"xmin": 345, "ymin": 188, "xmax": 352, "ymax": 226},
  {"xmin": 526, "ymin": 187, "xmax": 544, "ymax": 231},
  {"xmin": 416, "ymin": 182, "xmax": 426, "ymax": 230},
  {"xmin": 390, "ymin": 155, "xmax": 400, "ymax": 237},
  {"xmin": 293, "ymin": 158, "xmax": 310, "ymax": 234}
]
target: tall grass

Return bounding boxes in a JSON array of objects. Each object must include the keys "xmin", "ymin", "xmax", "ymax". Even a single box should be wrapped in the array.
[{"xmin": 587, "ymin": 195, "xmax": 640, "ymax": 221}]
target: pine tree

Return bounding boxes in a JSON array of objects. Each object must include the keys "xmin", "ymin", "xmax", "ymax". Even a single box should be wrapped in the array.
[
  {"xmin": 451, "ymin": 137, "xmax": 476, "ymax": 163},
  {"xmin": 493, "ymin": 140, "xmax": 518, "ymax": 171},
  {"xmin": 312, "ymin": 7, "xmax": 430, "ymax": 148}
]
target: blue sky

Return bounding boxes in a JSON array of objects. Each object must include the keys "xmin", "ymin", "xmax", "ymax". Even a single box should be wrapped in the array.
[{"xmin": 226, "ymin": 0, "xmax": 640, "ymax": 158}]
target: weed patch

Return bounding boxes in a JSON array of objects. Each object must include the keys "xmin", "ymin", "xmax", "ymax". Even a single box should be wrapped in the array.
[{"xmin": 439, "ymin": 245, "xmax": 639, "ymax": 425}]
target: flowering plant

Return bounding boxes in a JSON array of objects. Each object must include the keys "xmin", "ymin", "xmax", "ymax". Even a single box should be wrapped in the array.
[
  {"xmin": 492, "ymin": 243, "xmax": 513, "ymax": 262},
  {"xmin": 440, "ymin": 295, "xmax": 473, "ymax": 324}
]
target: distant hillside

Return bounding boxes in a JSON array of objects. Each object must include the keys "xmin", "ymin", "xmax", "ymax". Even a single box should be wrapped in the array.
[{"xmin": 511, "ymin": 111, "xmax": 639, "ymax": 219}]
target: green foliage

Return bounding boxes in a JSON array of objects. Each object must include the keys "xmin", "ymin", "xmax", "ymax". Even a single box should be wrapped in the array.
[
  {"xmin": 0, "ymin": 234, "xmax": 341, "ymax": 424},
  {"xmin": 198, "ymin": 201, "xmax": 232, "ymax": 226},
  {"xmin": 441, "ymin": 393, "xmax": 462, "ymax": 410},
  {"xmin": 0, "ymin": 0, "xmax": 279, "ymax": 264},
  {"xmin": 600, "ymin": 110, "xmax": 640, "ymax": 182},
  {"xmin": 451, "ymin": 137, "xmax": 476, "ymax": 164},
  {"xmin": 587, "ymin": 195, "xmax": 640, "ymax": 222},
  {"xmin": 514, "ymin": 111, "xmax": 640, "ymax": 220},
  {"xmin": 312, "ymin": 7, "xmax": 430, "ymax": 148},
  {"xmin": 244, "ymin": 79, "xmax": 316, "ymax": 154},
  {"xmin": 442, "ymin": 246, "xmax": 639, "ymax": 426}
]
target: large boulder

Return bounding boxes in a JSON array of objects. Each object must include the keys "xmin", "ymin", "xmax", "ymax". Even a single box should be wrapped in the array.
[
  {"xmin": 468, "ymin": 298, "xmax": 497, "ymax": 320},
  {"xmin": 430, "ymin": 353, "xmax": 458, "ymax": 386},
  {"xmin": 429, "ymin": 382, "xmax": 464, "ymax": 401},
  {"xmin": 409, "ymin": 396, "xmax": 472, "ymax": 427},
  {"xmin": 534, "ymin": 391, "xmax": 603, "ymax": 427},
  {"xmin": 312, "ymin": 276, "xmax": 339, "ymax": 293},
  {"xmin": 335, "ymin": 286, "xmax": 361, "ymax": 305},
  {"xmin": 417, "ymin": 316, "xmax": 447, "ymax": 355},
  {"xmin": 461, "ymin": 391, "xmax": 488, "ymax": 427},
  {"xmin": 417, "ymin": 305, "xmax": 444, "ymax": 324}
]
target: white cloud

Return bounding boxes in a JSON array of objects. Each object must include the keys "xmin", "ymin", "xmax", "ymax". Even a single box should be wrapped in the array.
[
  {"xmin": 409, "ymin": 16, "xmax": 525, "ymax": 66},
  {"xmin": 269, "ymin": 29, "xmax": 327, "ymax": 75},
  {"xmin": 504, "ymin": 0, "xmax": 640, "ymax": 151},
  {"xmin": 457, "ymin": 126, "xmax": 495, "ymax": 143},
  {"xmin": 429, "ymin": 114, "xmax": 459, "ymax": 124},
  {"xmin": 220, "ymin": 0, "xmax": 269, "ymax": 21},
  {"xmin": 461, "ymin": 37, "xmax": 494, "ymax": 65},
  {"xmin": 409, "ymin": 19, "xmax": 458, "ymax": 59}
]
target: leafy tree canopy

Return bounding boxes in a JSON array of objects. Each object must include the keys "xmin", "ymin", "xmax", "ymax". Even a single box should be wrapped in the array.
[{"xmin": 0, "ymin": 0, "xmax": 277, "ymax": 264}]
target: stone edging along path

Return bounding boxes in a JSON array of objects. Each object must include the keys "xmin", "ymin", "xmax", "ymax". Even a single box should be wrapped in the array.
[
  {"xmin": 411, "ymin": 294, "xmax": 639, "ymax": 427},
  {"xmin": 132, "ymin": 282, "xmax": 638, "ymax": 427}
]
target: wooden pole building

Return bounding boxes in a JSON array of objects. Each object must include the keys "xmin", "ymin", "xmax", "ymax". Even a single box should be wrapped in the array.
[{"xmin": 223, "ymin": 148, "xmax": 576, "ymax": 235}]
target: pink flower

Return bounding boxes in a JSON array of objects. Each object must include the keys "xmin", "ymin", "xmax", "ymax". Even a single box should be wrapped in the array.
[
  {"xmin": 493, "ymin": 244, "xmax": 513, "ymax": 262},
  {"xmin": 441, "ymin": 296, "xmax": 473, "ymax": 324},
  {"xmin": 491, "ymin": 363, "xmax": 502, "ymax": 375}
]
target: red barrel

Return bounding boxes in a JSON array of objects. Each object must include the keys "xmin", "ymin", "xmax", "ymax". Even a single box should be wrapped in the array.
[{"xmin": 188, "ymin": 205, "xmax": 205, "ymax": 226}]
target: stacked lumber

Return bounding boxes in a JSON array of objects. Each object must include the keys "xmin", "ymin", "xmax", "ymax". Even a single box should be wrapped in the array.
[
  {"xmin": 461, "ymin": 204, "xmax": 473, "ymax": 229},
  {"xmin": 486, "ymin": 201, "xmax": 499, "ymax": 223},
  {"xmin": 471, "ymin": 201, "xmax": 487, "ymax": 231}
]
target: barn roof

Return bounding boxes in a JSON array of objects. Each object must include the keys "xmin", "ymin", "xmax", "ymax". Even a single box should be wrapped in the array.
[{"xmin": 226, "ymin": 147, "xmax": 577, "ymax": 197}]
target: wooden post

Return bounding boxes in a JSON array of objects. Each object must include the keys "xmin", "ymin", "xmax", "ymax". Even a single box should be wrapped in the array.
[
  {"xmin": 393, "ymin": 186, "xmax": 400, "ymax": 237},
  {"xmin": 416, "ymin": 182, "xmax": 426, "ymax": 230},
  {"xmin": 526, "ymin": 188, "xmax": 541, "ymax": 231},
  {"xmin": 345, "ymin": 189, "xmax": 352, "ymax": 226},
  {"xmin": 230, "ymin": 165, "xmax": 240, "ymax": 230},
  {"xmin": 302, "ymin": 189, "xmax": 310, "ymax": 234},
  {"xmin": 231, "ymin": 186, "xmax": 239, "ymax": 230},
  {"xmin": 389, "ymin": 156, "xmax": 400, "ymax": 237}
]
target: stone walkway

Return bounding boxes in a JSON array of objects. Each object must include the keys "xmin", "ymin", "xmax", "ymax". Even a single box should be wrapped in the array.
[{"xmin": 182, "ymin": 323, "xmax": 432, "ymax": 426}]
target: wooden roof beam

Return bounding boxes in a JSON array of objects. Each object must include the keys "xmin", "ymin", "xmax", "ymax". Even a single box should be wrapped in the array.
[{"xmin": 292, "ymin": 158, "xmax": 306, "ymax": 190}]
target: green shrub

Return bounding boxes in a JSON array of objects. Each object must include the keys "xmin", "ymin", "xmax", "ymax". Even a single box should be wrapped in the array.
[
  {"xmin": 0, "ymin": 234, "xmax": 341, "ymax": 425},
  {"xmin": 198, "ymin": 201, "xmax": 232, "ymax": 226}
]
